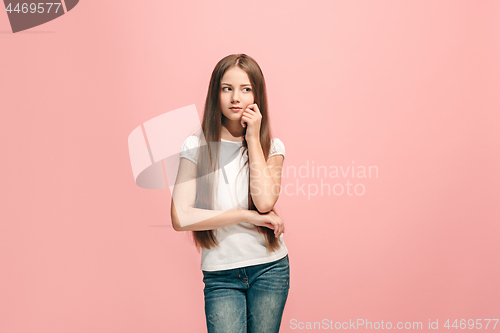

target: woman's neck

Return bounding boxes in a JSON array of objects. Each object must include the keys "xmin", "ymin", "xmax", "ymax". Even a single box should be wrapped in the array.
[{"xmin": 221, "ymin": 120, "xmax": 244, "ymax": 142}]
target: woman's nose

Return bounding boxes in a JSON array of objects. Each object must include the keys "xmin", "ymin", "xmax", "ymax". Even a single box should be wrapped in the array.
[{"xmin": 231, "ymin": 91, "xmax": 240, "ymax": 103}]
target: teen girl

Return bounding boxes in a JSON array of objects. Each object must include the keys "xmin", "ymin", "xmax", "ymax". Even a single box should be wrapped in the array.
[{"xmin": 171, "ymin": 54, "xmax": 289, "ymax": 333}]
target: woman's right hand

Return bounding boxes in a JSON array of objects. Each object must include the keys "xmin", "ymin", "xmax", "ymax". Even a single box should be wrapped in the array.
[{"xmin": 247, "ymin": 210, "xmax": 285, "ymax": 238}]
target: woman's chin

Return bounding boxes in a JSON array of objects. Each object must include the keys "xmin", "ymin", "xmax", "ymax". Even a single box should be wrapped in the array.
[
  {"xmin": 222, "ymin": 113, "xmax": 244, "ymax": 125},
  {"xmin": 229, "ymin": 114, "xmax": 242, "ymax": 121}
]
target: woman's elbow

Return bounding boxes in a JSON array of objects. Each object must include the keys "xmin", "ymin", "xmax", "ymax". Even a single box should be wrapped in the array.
[
  {"xmin": 170, "ymin": 207, "xmax": 184, "ymax": 232},
  {"xmin": 255, "ymin": 200, "xmax": 275, "ymax": 214},
  {"xmin": 170, "ymin": 216, "xmax": 181, "ymax": 231}
]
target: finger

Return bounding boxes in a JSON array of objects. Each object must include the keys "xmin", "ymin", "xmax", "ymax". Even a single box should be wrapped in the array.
[
  {"xmin": 264, "ymin": 222, "xmax": 275, "ymax": 230},
  {"xmin": 265, "ymin": 213, "xmax": 279, "ymax": 230},
  {"xmin": 263, "ymin": 222, "xmax": 276, "ymax": 230},
  {"xmin": 267, "ymin": 219, "xmax": 278, "ymax": 236},
  {"xmin": 267, "ymin": 213, "xmax": 278, "ymax": 226},
  {"xmin": 269, "ymin": 214, "xmax": 280, "ymax": 235},
  {"xmin": 250, "ymin": 104, "xmax": 260, "ymax": 114}
]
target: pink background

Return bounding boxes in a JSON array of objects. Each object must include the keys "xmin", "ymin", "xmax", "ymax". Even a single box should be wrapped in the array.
[{"xmin": 1, "ymin": 1, "xmax": 499, "ymax": 332}]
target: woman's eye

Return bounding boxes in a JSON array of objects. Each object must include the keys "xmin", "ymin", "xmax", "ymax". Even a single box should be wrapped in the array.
[{"xmin": 222, "ymin": 87, "xmax": 251, "ymax": 92}]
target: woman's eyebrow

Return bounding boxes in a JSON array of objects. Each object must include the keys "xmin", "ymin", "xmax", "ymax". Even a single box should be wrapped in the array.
[{"xmin": 221, "ymin": 83, "xmax": 252, "ymax": 87}]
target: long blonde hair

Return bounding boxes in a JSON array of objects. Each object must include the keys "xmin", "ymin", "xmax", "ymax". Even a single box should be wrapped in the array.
[{"xmin": 192, "ymin": 53, "xmax": 282, "ymax": 252}]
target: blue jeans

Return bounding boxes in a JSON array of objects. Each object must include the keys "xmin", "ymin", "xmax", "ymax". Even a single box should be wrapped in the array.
[{"xmin": 202, "ymin": 255, "xmax": 290, "ymax": 333}]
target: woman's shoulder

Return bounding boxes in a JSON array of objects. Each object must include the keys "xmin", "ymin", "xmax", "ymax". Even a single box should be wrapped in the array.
[
  {"xmin": 271, "ymin": 137, "xmax": 284, "ymax": 145},
  {"xmin": 269, "ymin": 138, "xmax": 285, "ymax": 158},
  {"xmin": 181, "ymin": 134, "xmax": 201, "ymax": 147},
  {"xmin": 180, "ymin": 135, "xmax": 202, "ymax": 164}
]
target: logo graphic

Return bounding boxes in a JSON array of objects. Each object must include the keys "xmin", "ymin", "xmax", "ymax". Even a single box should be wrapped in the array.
[
  {"xmin": 3, "ymin": 0, "xmax": 78, "ymax": 33},
  {"xmin": 128, "ymin": 105, "xmax": 246, "ymax": 227}
]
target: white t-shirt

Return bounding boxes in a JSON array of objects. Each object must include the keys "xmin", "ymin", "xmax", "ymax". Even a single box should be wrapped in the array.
[{"xmin": 179, "ymin": 135, "xmax": 288, "ymax": 271}]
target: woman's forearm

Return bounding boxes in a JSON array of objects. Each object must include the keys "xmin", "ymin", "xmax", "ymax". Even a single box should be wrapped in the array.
[
  {"xmin": 171, "ymin": 203, "xmax": 252, "ymax": 231},
  {"xmin": 247, "ymin": 138, "xmax": 279, "ymax": 212}
]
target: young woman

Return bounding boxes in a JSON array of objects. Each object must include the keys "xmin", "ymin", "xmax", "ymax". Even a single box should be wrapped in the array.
[{"xmin": 170, "ymin": 54, "xmax": 289, "ymax": 333}]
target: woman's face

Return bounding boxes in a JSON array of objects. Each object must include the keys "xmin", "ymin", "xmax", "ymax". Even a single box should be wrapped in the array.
[{"xmin": 219, "ymin": 66, "xmax": 255, "ymax": 124}]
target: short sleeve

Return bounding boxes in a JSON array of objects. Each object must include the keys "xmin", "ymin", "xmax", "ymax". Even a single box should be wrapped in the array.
[
  {"xmin": 179, "ymin": 135, "xmax": 200, "ymax": 165},
  {"xmin": 269, "ymin": 138, "xmax": 285, "ymax": 160}
]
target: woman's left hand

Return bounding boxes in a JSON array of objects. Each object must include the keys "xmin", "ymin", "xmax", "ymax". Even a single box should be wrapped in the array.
[{"xmin": 241, "ymin": 103, "xmax": 262, "ymax": 142}]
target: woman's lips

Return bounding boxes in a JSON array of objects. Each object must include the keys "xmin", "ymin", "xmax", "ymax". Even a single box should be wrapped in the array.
[{"xmin": 230, "ymin": 107, "xmax": 241, "ymax": 112}]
